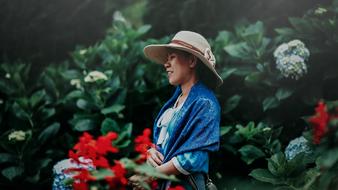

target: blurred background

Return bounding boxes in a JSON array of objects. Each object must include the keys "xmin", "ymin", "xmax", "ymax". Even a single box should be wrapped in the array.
[{"xmin": 0, "ymin": 0, "xmax": 332, "ymax": 64}]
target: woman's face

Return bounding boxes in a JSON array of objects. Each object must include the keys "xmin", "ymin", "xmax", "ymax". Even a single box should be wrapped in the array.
[{"xmin": 163, "ymin": 49, "xmax": 196, "ymax": 86}]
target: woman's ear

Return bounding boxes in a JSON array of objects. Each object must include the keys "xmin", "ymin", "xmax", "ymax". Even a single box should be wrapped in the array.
[{"xmin": 189, "ymin": 55, "xmax": 197, "ymax": 69}]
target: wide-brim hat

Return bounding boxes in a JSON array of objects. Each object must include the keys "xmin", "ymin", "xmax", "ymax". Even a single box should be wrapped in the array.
[{"xmin": 143, "ymin": 31, "xmax": 223, "ymax": 86}]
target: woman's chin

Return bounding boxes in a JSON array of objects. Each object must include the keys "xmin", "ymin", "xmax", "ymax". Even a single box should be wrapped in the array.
[{"xmin": 168, "ymin": 80, "xmax": 178, "ymax": 86}]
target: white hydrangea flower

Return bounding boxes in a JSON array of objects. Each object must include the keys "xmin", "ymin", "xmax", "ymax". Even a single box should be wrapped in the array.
[
  {"xmin": 84, "ymin": 71, "xmax": 108, "ymax": 83},
  {"xmin": 52, "ymin": 157, "xmax": 94, "ymax": 189},
  {"xmin": 273, "ymin": 43, "xmax": 288, "ymax": 59},
  {"xmin": 113, "ymin": 11, "xmax": 127, "ymax": 23},
  {"xmin": 287, "ymin": 40, "xmax": 310, "ymax": 60},
  {"xmin": 285, "ymin": 136, "xmax": 313, "ymax": 160},
  {"xmin": 79, "ymin": 49, "xmax": 87, "ymax": 55},
  {"xmin": 8, "ymin": 130, "xmax": 26, "ymax": 141},
  {"xmin": 274, "ymin": 39, "xmax": 310, "ymax": 80},
  {"xmin": 53, "ymin": 157, "xmax": 94, "ymax": 175},
  {"xmin": 276, "ymin": 55, "xmax": 307, "ymax": 80},
  {"xmin": 315, "ymin": 7, "xmax": 327, "ymax": 15},
  {"xmin": 262, "ymin": 127, "xmax": 271, "ymax": 132},
  {"xmin": 70, "ymin": 79, "xmax": 82, "ymax": 89},
  {"xmin": 287, "ymin": 39, "xmax": 304, "ymax": 48},
  {"xmin": 5, "ymin": 73, "xmax": 11, "ymax": 79}
]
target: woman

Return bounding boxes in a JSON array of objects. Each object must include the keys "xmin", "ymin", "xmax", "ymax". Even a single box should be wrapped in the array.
[{"xmin": 130, "ymin": 31, "xmax": 223, "ymax": 190}]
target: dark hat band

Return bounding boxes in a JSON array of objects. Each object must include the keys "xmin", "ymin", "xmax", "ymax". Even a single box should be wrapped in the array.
[{"xmin": 170, "ymin": 40, "xmax": 204, "ymax": 56}]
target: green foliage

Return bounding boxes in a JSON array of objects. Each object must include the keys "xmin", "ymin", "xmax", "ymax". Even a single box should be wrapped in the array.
[
  {"xmin": 249, "ymin": 152, "xmax": 317, "ymax": 189},
  {"xmin": 301, "ymin": 100, "xmax": 338, "ymax": 190},
  {"xmin": 211, "ymin": 20, "xmax": 306, "ymax": 130},
  {"xmin": 221, "ymin": 122, "xmax": 282, "ymax": 165},
  {"xmin": 0, "ymin": 63, "xmax": 66, "ymax": 187}
]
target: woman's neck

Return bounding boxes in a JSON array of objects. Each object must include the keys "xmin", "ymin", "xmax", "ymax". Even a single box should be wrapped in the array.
[{"xmin": 180, "ymin": 78, "xmax": 198, "ymax": 97}]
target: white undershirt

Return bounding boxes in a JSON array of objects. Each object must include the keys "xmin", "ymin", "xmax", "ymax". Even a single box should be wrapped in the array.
[{"xmin": 156, "ymin": 93, "xmax": 184, "ymax": 147}]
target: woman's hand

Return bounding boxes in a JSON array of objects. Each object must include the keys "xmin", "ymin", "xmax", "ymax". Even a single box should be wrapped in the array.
[
  {"xmin": 128, "ymin": 175, "xmax": 154, "ymax": 190},
  {"xmin": 147, "ymin": 148, "xmax": 164, "ymax": 167}
]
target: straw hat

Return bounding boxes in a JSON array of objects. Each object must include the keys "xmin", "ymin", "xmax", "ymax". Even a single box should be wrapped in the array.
[{"xmin": 143, "ymin": 31, "xmax": 223, "ymax": 86}]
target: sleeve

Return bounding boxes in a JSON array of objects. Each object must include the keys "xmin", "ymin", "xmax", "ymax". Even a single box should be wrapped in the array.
[{"xmin": 171, "ymin": 151, "xmax": 209, "ymax": 175}]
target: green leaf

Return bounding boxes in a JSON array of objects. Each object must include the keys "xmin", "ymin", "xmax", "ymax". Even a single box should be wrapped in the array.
[
  {"xmin": 0, "ymin": 79, "xmax": 14, "ymax": 95},
  {"xmin": 61, "ymin": 70, "xmax": 82, "ymax": 80},
  {"xmin": 275, "ymin": 88, "xmax": 293, "ymax": 101},
  {"xmin": 1, "ymin": 166, "xmax": 24, "ymax": 181},
  {"xmin": 224, "ymin": 42, "xmax": 251, "ymax": 60},
  {"xmin": 317, "ymin": 148, "xmax": 338, "ymax": 168},
  {"xmin": 249, "ymin": 169, "xmax": 280, "ymax": 185},
  {"xmin": 113, "ymin": 123, "xmax": 133, "ymax": 147},
  {"xmin": 107, "ymin": 76, "xmax": 121, "ymax": 94},
  {"xmin": 73, "ymin": 119, "xmax": 97, "ymax": 131},
  {"xmin": 69, "ymin": 114, "xmax": 100, "ymax": 131},
  {"xmin": 30, "ymin": 90, "xmax": 46, "ymax": 108},
  {"xmin": 113, "ymin": 89, "xmax": 127, "ymax": 105},
  {"xmin": 63, "ymin": 90, "xmax": 83, "ymax": 101},
  {"xmin": 286, "ymin": 153, "xmax": 306, "ymax": 176},
  {"xmin": 11, "ymin": 102, "xmax": 30, "ymax": 120},
  {"xmin": 0, "ymin": 153, "xmax": 17, "ymax": 164},
  {"xmin": 40, "ymin": 108, "xmax": 56, "ymax": 120},
  {"xmin": 76, "ymin": 99, "xmax": 95, "ymax": 110},
  {"xmin": 41, "ymin": 73, "xmax": 58, "ymax": 99},
  {"xmin": 26, "ymin": 170, "xmax": 40, "ymax": 183},
  {"xmin": 289, "ymin": 17, "xmax": 314, "ymax": 33},
  {"xmin": 215, "ymin": 30, "xmax": 233, "ymax": 44},
  {"xmin": 235, "ymin": 122, "xmax": 262, "ymax": 141},
  {"xmin": 275, "ymin": 27, "xmax": 296, "ymax": 36},
  {"xmin": 38, "ymin": 123, "xmax": 60, "ymax": 145},
  {"xmin": 244, "ymin": 72, "xmax": 263, "ymax": 87},
  {"xmin": 268, "ymin": 152, "xmax": 287, "ymax": 176},
  {"xmin": 116, "ymin": 139, "xmax": 131, "ymax": 149},
  {"xmin": 274, "ymin": 186, "xmax": 294, "ymax": 190},
  {"xmin": 269, "ymin": 139, "xmax": 282, "ymax": 154},
  {"xmin": 220, "ymin": 126, "xmax": 232, "ymax": 136},
  {"xmin": 91, "ymin": 168, "xmax": 114, "ymax": 180},
  {"xmin": 220, "ymin": 68, "xmax": 237, "ymax": 80},
  {"xmin": 100, "ymin": 118, "xmax": 119, "ymax": 134},
  {"xmin": 242, "ymin": 21, "xmax": 264, "ymax": 45},
  {"xmin": 137, "ymin": 25, "xmax": 151, "ymax": 35},
  {"xmin": 263, "ymin": 97, "xmax": 280, "ymax": 111},
  {"xmin": 101, "ymin": 104, "xmax": 125, "ymax": 115},
  {"xmin": 37, "ymin": 158, "xmax": 52, "ymax": 170},
  {"xmin": 223, "ymin": 95, "xmax": 242, "ymax": 113},
  {"xmin": 133, "ymin": 162, "xmax": 178, "ymax": 181},
  {"xmin": 239, "ymin": 145, "xmax": 266, "ymax": 164}
]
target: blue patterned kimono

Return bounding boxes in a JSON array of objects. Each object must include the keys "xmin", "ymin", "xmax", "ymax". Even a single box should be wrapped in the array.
[{"xmin": 153, "ymin": 81, "xmax": 221, "ymax": 188}]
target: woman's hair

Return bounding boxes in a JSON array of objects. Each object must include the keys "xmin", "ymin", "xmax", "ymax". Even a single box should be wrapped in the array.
[{"xmin": 195, "ymin": 58, "xmax": 218, "ymax": 91}]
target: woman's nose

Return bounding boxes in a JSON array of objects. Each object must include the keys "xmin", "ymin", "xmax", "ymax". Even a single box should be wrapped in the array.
[{"xmin": 164, "ymin": 61, "xmax": 170, "ymax": 68}]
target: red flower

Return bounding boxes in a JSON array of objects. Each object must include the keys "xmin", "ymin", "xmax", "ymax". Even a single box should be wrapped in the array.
[
  {"xmin": 93, "ymin": 156, "xmax": 110, "ymax": 168},
  {"xmin": 69, "ymin": 150, "xmax": 79, "ymax": 162},
  {"xmin": 72, "ymin": 169, "xmax": 96, "ymax": 181},
  {"xmin": 168, "ymin": 185, "xmax": 185, "ymax": 190},
  {"xmin": 309, "ymin": 101, "xmax": 329, "ymax": 144},
  {"xmin": 105, "ymin": 161, "xmax": 128, "ymax": 190},
  {"xmin": 73, "ymin": 181, "xmax": 89, "ymax": 190},
  {"xmin": 64, "ymin": 168, "xmax": 95, "ymax": 190},
  {"xmin": 68, "ymin": 131, "xmax": 121, "ymax": 188},
  {"xmin": 151, "ymin": 180, "xmax": 159, "ymax": 189},
  {"xmin": 96, "ymin": 132, "xmax": 119, "ymax": 155},
  {"xmin": 134, "ymin": 128, "xmax": 154, "ymax": 163},
  {"xmin": 69, "ymin": 132, "xmax": 119, "ymax": 167}
]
